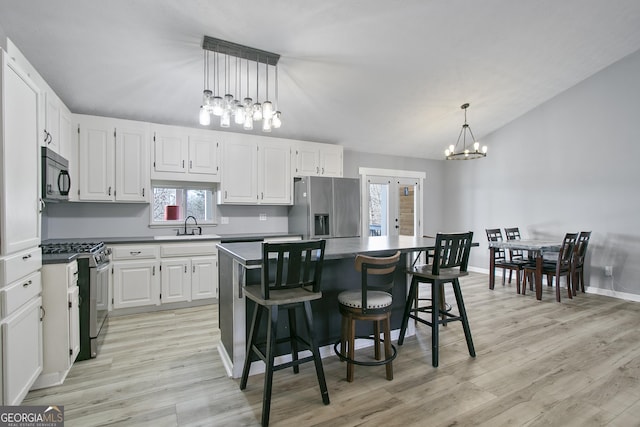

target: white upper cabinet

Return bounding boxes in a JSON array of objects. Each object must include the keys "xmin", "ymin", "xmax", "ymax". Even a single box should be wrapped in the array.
[
  {"xmin": 259, "ymin": 138, "xmax": 292, "ymax": 204},
  {"xmin": 293, "ymin": 140, "xmax": 343, "ymax": 177},
  {"xmin": 219, "ymin": 135, "xmax": 292, "ymax": 205},
  {"xmin": 78, "ymin": 115, "xmax": 149, "ymax": 202},
  {"xmin": 0, "ymin": 51, "xmax": 41, "ymax": 255},
  {"xmin": 151, "ymin": 125, "xmax": 220, "ymax": 182}
]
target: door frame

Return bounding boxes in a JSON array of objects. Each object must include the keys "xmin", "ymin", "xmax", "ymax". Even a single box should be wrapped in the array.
[{"xmin": 358, "ymin": 167, "xmax": 425, "ymax": 238}]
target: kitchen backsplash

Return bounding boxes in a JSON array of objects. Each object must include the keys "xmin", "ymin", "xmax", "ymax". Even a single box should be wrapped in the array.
[{"xmin": 42, "ymin": 202, "xmax": 289, "ymax": 239}]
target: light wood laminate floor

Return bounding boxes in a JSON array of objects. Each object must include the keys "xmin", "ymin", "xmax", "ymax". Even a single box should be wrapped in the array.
[{"xmin": 24, "ymin": 272, "xmax": 640, "ymax": 426}]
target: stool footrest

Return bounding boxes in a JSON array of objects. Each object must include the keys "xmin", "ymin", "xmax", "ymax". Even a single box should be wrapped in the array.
[{"xmin": 333, "ymin": 336, "xmax": 397, "ymax": 367}]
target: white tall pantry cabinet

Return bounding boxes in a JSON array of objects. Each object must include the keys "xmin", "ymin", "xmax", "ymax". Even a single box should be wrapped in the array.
[{"xmin": 0, "ymin": 48, "xmax": 44, "ymax": 405}]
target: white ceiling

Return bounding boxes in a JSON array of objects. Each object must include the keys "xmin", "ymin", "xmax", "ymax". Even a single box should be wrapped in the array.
[{"xmin": 1, "ymin": 0, "xmax": 640, "ymax": 159}]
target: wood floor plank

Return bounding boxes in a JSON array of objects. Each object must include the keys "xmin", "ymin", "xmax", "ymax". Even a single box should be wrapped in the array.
[{"xmin": 22, "ymin": 272, "xmax": 640, "ymax": 426}]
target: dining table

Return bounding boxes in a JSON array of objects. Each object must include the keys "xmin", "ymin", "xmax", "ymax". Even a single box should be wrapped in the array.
[{"xmin": 487, "ymin": 239, "xmax": 562, "ymax": 300}]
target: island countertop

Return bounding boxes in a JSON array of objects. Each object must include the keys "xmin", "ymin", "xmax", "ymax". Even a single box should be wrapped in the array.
[{"xmin": 216, "ymin": 235, "xmax": 438, "ymax": 266}]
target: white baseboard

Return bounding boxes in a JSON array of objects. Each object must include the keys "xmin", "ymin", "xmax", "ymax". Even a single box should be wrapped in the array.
[{"xmin": 585, "ymin": 287, "xmax": 640, "ymax": 302}]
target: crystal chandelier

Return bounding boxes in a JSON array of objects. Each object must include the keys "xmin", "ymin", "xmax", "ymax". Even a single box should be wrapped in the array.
[
  {"xmin": 199, "ymin": 36, "xmax": 281, "ymax": 131},
  {"xmin": 445, "ymin": 103, "xmax": 487, "ymax": 160}
]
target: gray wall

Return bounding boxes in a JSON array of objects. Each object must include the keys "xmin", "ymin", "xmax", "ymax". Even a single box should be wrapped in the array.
[{"xmin": 443, "ymin": 47, "xmax": 640, "ymax": 298}]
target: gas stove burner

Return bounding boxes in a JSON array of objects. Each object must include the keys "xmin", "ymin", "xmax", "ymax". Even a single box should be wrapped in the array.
[{"xmin": 41, "ymin": 241, "xmax": 105, "ymax": 255}]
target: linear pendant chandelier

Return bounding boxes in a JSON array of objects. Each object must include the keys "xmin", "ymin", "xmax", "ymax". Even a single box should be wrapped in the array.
[
  {"xmin": 445, "ymin": 103, "xmax": 487, "ymax": 160},
  {"xmin": 199, "ymin": 35, "xmax": 281, "ymax": 132}
]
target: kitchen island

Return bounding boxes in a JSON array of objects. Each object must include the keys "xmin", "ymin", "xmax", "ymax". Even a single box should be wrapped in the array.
[{"xmin": 216, "ymin": 235, "xmax": 439, "ymax": 378}]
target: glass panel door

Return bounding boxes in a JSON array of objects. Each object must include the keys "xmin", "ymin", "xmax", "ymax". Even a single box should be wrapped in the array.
[{"xmin": 367, "ymin": 176, "xmax": 419, "ymax": 237}]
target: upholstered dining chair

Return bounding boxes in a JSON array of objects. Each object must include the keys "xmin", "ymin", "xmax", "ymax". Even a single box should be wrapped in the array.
[
  {"xmin": 523, "ymin": 232, "xmax": 578, "ymax": 302},
  {"xmin": 572, "ymin": 231, "xmax": 592, "ymax": 295},
  {"xmin": 486, "ymin": 228, "xmax": 527, "ymax": 294},
  {"xmin": 334, "ymin": 251, "xmax": 401, "ymax": 382}
]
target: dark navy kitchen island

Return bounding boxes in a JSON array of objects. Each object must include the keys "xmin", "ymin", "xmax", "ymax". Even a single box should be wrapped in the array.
[{"xmin": 216, "ymin": 235, "xmax": 441, "ymax": 378}]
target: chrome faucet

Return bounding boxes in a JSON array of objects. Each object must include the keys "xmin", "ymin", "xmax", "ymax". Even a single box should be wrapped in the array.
[{"xmin": 181, "ymin": 215, "xmax": 201, "ymax": 235}]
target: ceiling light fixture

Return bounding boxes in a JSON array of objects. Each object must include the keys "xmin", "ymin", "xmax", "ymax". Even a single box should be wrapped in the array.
[
  {"xmin": 445, "ymin": 103, "xmax": 487, "ymax": 160},
  {"xmin": 199, "ymin": 36, "xmax": 281, "ymax": 132}
]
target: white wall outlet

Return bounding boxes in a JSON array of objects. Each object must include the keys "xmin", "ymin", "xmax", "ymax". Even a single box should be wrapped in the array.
[
  {"xmin": 259, "ymin": 213, "xmax": 267, "ymax": 221},
  {"xmin": 220, "ymin": 216, "xmax": 229, "ymax": 224},
  {"xmin": 604, "ymin": 266, "xmax": 613, "ymax": 277}
]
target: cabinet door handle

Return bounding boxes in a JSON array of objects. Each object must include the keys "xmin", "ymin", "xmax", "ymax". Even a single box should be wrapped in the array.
[
  {"xmin": 192, "ymin": 266, "xmax": 195, "ymax": 273},
  {"xmin": 23, "ymin": 279, "xmax": 32, "ymax": 288},
  {"xmin": 40, "ymin": 306, "xmax": 46, "ymax": 321},
  {"xmin": 184, "ymin": 266, "xmax": 187, "ymax": 274},
  {"xmin": 153, "ymin": 266, "xmax": 156, "ymax": 275},
  {"xmin": 189, "ymin": 160, "xmax": 193, "ymax": 169},
  {"xmin": 261, "ymin": 192, "xmax": 264, "ymax": 200},
  {"xmin": 316, "ymin": 166, "xmax": 319, "ymax": 174},
  {"xmin": 39, "ymin": 198, "xmax": 46, "ymax": 213},
  {"xmin": 129, "ymin": 251, "xmax": 141, "ymax": 256},
  {"xmin": 142, "ymin": 188, "xmax": 145, "ymax": 197},
  {"xmin": 108, "ymin": 186, "xmax": 112, "ymax": 196},
  {"xmin": 182, "ymin": 160, "xmax": 185, "ymax": 168},
  {"xmin": 22, "ymin": 253, "xmax": 32, "ymax": 261},
  {"xmin": 224, "ymin": 190, "xmax": 228, "ymax": 199},
  {"xmin": 322, "ymin": 167, "xmax": 325, "ymax": 174}
]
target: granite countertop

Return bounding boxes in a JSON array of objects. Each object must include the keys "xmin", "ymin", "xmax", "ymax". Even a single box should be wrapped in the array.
[
  {"xmin": 217, "ymin": 235, "xmax": 439, "ymax": 266},
  {"xmin": 42, "ymin": 233, "xmax": 301, "ymax": 246},
  {"xmin": 42, "ymin": 253, "xmax": 79, "ymax": 265}
]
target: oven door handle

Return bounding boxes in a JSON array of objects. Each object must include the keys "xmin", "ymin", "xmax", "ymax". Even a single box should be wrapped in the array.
[{"xmin": 95, "ymin": 262, "xmax": 111, "ymax": 273}]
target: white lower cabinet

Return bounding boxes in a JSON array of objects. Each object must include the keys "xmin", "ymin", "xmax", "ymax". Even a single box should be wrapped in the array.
[
  {"xmin": 2, "ymin": 295, "xmax": 43, "ymax": 405},
  {"xmin": 32, "ymin": 260, "xmax": 79, "ymax": 389},
  {"xmin": 112, "ymin": 260, "xmax": 160, "ymax": 309},
  {"xmin": 160, "ymin": 242, "xmax": 218, "ymax": 302},
  {"xmin": 160, "ymin": 258, "xmax": 191, "ymax": 304},
  {"xmin": 111, "ymin": 244, "xmax": 161, "ymax": 309},
  {"xmin": 191, "ymin": 256, "xmax": 218, "ymax": 300},
  {"xmin": 110, "ymin": 242, "xmax": 217, "ymax": 311}
]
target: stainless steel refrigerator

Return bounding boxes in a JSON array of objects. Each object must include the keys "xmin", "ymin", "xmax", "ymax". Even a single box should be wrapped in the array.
[{"xmin": 288, "ymin": 177, "xmax": 361, "ymax": 239}]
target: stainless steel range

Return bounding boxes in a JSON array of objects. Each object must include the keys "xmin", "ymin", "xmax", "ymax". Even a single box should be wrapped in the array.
[{"xmin": 41, "ymin": 241, "xmax": 111, "ymax": 360}]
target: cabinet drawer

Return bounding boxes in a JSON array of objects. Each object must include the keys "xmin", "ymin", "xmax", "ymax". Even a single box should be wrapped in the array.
[
  {"xmin": 160, "ymin": 242, "xmax": 218, "ymax": 258},
  {"xmin": 110, "ymin": 245, "xmax": 159, "ymax": 260},
  {"xmin": 1, "ymin": 271, "xmax": 42, "ymax": 318},
  {"xmin": 0, "ymin": 247, "xmax": 42, "ymax": 285}
]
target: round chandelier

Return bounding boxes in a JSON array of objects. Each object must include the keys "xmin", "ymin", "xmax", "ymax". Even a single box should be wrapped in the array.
[{"xmin": 445, "ymin": 103, "xmax": 487, "ymax": 160}]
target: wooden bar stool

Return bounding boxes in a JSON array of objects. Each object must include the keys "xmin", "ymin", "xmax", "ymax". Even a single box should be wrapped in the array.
[
  {"xmin": 333, "ymin": 251, "xmax": 401, "ymax": 382},
  {"xmin": 398, "ymin": 232, "xmax": 475, "ymax": 367},
  {"xmin": 240, "ymin": 240, "xmax": 329, "ymax": 427}
]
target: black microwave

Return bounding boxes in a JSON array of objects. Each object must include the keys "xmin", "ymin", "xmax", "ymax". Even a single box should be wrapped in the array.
[{"xmin": 41, "ymin": 147, "xmax": 71, "ymax": 201}]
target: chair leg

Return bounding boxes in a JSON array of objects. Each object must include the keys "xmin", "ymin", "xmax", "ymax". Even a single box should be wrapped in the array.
[
  {"xmin": 383, "ymin": 314, "xmax": 393, "ymax": 380},
  {"xmin": 240, "ymin": 303, "xmax": 263, "ymax": 390},
  {"xmin": 288, "ymin": 307, "xmax": 299, "ymax": 374},
  {"xmin": 399, "ymin": 276, "xmax": 418, "ymax": 346},
  {"xmin": 501, "ymin": 268, "xmax": 506, "ymax": 286},
  {"xmin": 347, "ymin": 314, "xmax": 356, "ymax": 382},
  {"xmin": 302, "ymin": 301, "xmax": 330, "ymax": 405},
  {"xmin": 374, "ymin": 320, "xmax": 381, "ymax": 360},
  {"xmin": 508, "ymin": 269, "xmax": 513, "ymax": 284},
  {"xmin": 261, "ymin": 306, "xmax": 279, "ymax": 427},
  {"xmin": 566, "ymin": 274, "xmax": 573, "ymax": 299},
  {"xmin": 452, "ymin": 279, "xmax": 475, "ymax": 358},
  {"xmin": 515, "ymin": 269, "xmax": 521, "ymax": 294},
  {"xmin": 555, "ymin": 275, "xmax": 561, "ymax": 303},
  {"xmin": 580, "ymin": 270, "xmax": 586, "ymax": 293},
  {"xmin": 431, "ymin": 280, "xmax": 440, "ymax": 368},
  {"xmin": 339, "ymin": 313, "xmax": 348, "ymax": 362}
]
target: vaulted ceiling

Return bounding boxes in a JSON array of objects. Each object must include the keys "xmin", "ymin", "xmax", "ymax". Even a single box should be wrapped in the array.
[{"xmin": 1, "ymin": 0, "xmax": 640, "ymax": 159}]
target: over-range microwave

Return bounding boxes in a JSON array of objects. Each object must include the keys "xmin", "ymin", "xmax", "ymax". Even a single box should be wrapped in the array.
[{"xmin": 41, "ymin": 147, "xmax": 71, "ymax": 201}]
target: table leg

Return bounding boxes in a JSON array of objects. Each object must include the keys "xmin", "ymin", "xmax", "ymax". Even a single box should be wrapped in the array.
[
  {"xmin": 535, "ymin": 252, "xmax": 543, "ymax": 300},
  {"xmin": 489, "ymin": 247, "xmax": 496, "ymax": 290}
]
